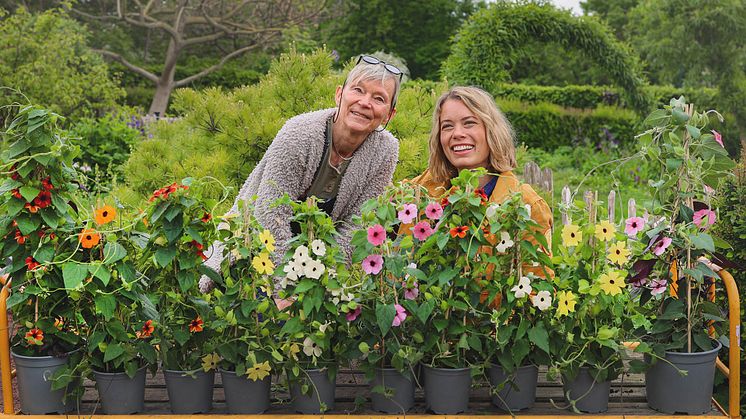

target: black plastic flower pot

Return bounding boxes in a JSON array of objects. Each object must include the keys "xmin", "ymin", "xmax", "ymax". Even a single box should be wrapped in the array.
[
  {"xmin": 562, "ymin": 367, "xmax": 611, "ymax": 413},
  {"xmin": 164, "ymin": 369, "xmax": 214, "ymax": 413},
  {"xmin": 92, "ymin": 366, "xmax": 147, "ymax": 414},
  {"xmin": 220, "ymin": 369, "xmax": 271, "ymax": 414},
  {"xmin": 423, "ymin": 365, "xmax": 472, "ymax": 414},
  {"xmin": 370, "ymin": 368, "xmax": 415, "ymax": 413},
  {"xmin": 488, "ymin": 363, "xmax": 538, "ymax": 412},
  {"xmin": 11, "ymin": 350, "xmax": 80, "ymax": 414},
  {"xmin": 290, "ymin": 368, "xmax": 336, "ymax": 413},
  {"xmin": 645, "ymin": 340, "xmax": 722, "ymax": 414}
]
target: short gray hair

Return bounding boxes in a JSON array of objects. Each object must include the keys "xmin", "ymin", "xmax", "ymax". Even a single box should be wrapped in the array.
[{"xmin": 345, "ymin": 60, "xmax": 402, "ymax": 108}]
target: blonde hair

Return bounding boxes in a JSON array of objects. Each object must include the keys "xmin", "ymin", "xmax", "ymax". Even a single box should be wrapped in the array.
[
  {"xmin": 345, "ymin": 59, "xmax": 402, "ymax": 108},
  {"xmin": 428, "ymin": 86, "xmax": 517, "ymax": 183}
]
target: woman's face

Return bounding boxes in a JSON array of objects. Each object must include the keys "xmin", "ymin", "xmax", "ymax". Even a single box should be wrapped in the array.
[
  {"xmin": 439, "ymin": 99, "xmax": 490, "ymax": 171},
  {"xmin": 335, "ymin": 77, "xmax": 397, "ymax": 136}
]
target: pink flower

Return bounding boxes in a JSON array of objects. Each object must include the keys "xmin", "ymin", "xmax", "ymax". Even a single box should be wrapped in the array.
[
  {"xmin": 362, "ymin": 254, "xmax": 384, "ymax": 275},
  {"xmin": 397, "ymin": 203, "xmax": 418, "ymax": 224},
  {"xmin": 629, "ymin": 276, "xmax": 649, "ymax": 291},
  {"xmin": 650, "ymin": 278, "xmax": 667, "ymax": 296},
  {"xmin": 346, "ymin": 307, "xmax": 362, "ymax": 322},
  {"xmin": 625, "ymin": 217, "xmax": 645, "ymax": 237},
  {"xmin": 412, "ymin": 221, "xmax": 434, "ymax": 241},
  {"xmin": 392, "ymin": 304, "xmax": 407, "ymax": 327},
  {"xmin": 367, "ymin": 224, "xmax": 386, "ymax": 246},
  {"xmin": 425, "ymin": 202, "xmax": 443, "ymax": 220},
  {"xmin": 693, "ymin": 209, "xmax": 716, "ymax": 227},
  {"xmin": 652, "ymin": 236, "xmax": 672, "ymax": 256},
  {"xmin": 711, "ymin": 130, "xmax": 724, "ymax": 148},
  {"xmin": 404, "ymin": 283, "xmax": 419, "ymax": 300}
]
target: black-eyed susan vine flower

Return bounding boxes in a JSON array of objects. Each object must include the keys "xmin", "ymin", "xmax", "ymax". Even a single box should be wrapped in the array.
[
  {"xmin": 607, "ymin": 241, "xmax": 630, "ymax": 265},
  {"xmin": 79, "ymin": 228, "xmax": 101, "ymax": 248},
  {"xmin": 555, "ymin": 290, "xmax": 578, "ymax": 317},
  {"xmin": 561, "ymin": 224, "xmax": 582, "ymax": 247},
  {"xmin": 258, "ymin": 229, "xmax": 275, "ymax": 252},
  {"xmin": 598, "ymin": 271, "xmax": 625, "ymax": 296},
  {"xmin": 246, "ymin": 361, "xmax": 271, "ymax": 381},
  {"xmin": 252, "ymin": 252, "xmax": 274, "ymax": 275},
  {"xmin": 201, "ymin": 353, "xmax": 221, "ymax": 372},
  {"xmin": 594, "ymin": 220, "xmax": 616, "ymax": 242},
  {"xmin": 94, "ymin": 204, "xmax": 117, "ymax": 225}
]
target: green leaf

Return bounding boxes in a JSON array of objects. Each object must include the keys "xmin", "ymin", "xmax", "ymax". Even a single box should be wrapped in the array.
[
  {"xmin": 0, "ymin": 179, "xmax": 21, "ymax": 195},
  {"xmin": 103, "ymin": 343, "xmax": 125, "ymax": 362},
  {"xmin": 88, "ymin": 263, "xmax": 111, "ymax": 286},
  {"xmin": 173, "ymin": 329, "xmax": 190, "ymax": 346},
  {"xmin": 103, "ymin": 242, "xmax": 127, "ymax": 264},
  {"xmin": 415, "ymin": 300, "xmax": 434, "ymax": 324},
  {"xmin": 685, "ymin": 125, "xmax": 701, "ymax": 140},
  {"xmin": 150, "ymin": 201, "xmax": 170, "ymax": 224},
  {"xmin": 399, "ymin": 234, "xmax": 414, "ymax": 249},
  {"xmin": 433, "ymin": 318, "xmax": 448, "ymax": 332},
  {"xmin": 154, "ymin": 247, "xmax": 177, "ymax": 267},
  {"xmin": 690, "ymin": 233, "xmax": 715, "ymax": 252},
  {"xmin": 95, "ymin": 295, "xmax": 116, "ymax": 320},
  {"xmin": 467, "ymin": 335, "xmax": 482, "ymax": 352},
  {"xmin": 33, "ymin": 245, "xmax": 54, "ymax": 264},
  {"xmin": 659, "ymin": 299, "xmax": 685, "ymax": 320},
  {"xmin": 62, "ymin": 263, "xmax": 88, "ymax": 289},
  {"xmin": 6, "ymin": 139, "xmax": 31, "ymax": 158},
  {"xmin": 19, "ymin": 186, "xmax": 40, "ymax": 203},
  {"xmin": 16, "ymin": 216, "xmax": 39, "ymax": 236},
  {"xmin": 643, "ymin": 109, "xmax": 670, "ymax": 127},
  {"xmin": 39, "ymin": 208, "xmax": 59, "ymax": 229},
  {"xmin": 294, "ymin": 279, "xmax": 316, "ymax": 294},
  {"xmin": 528, "ymin": 324, "xmax": 549, "ymax": 354},
  {"xmin": 376, "ymin": 303, "xmax": 396, "ymax": 337}
]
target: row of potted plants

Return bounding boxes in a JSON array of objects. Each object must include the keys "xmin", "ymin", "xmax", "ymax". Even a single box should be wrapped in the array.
[{"xmin": 0, "ymin": 97, "xmax": 735, "ymax": 415}]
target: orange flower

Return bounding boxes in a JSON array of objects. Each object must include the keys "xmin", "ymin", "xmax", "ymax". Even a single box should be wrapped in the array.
[
  {"xmin": 54, "ymin": 318, "xmax": 64, "ymax": 330},
  {"xmin": 475, "ymin": 188, "xmax": 488, "ymax": 204},
  {"xmin": 79, "ymin": 229, "xmax": 101, "ymax": 248},
  {"xmin": 201, "ymin": 212, "xmax": 212, "ymax": 223},
  {"xmin": 24, "ymin": 203, "xmax": 39, "ymax": 213},
  {"xmin": 11, "ymin": 189, "xmax": 22, "ymax": 199},
  {"xmin": 25, "ymin": 328, "xmax": 43, "ymax": 345},
  {"xmin": 95, "ymin": 204, "xmax": 117, "ymax": 225},
  {"xmin": 189, "ymin": 316, "xmax": 204, "ymax": 333},
  {"xmin": 449, "ymin": 226, "xmax": 468, "ymax": 238},
  {"xmin": 136, "ymin": 320, "xmax": 155, "ymax": 338},
  {"xmin": 15, "ymin": 230, "xmax": 27, "ymax": 245}
]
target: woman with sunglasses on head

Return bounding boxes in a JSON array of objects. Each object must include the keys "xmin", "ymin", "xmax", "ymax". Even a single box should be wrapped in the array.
[
  {"xmin": 200, "ymin": 55, "xmax": 403, "ymax": 291},
  {"xmin": 411, "ymin": 86, "xmax": 552, "ymax": 267}
]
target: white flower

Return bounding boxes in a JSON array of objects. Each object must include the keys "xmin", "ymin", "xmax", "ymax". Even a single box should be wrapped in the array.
[
  {"xmin": 511, "ymin": 276, "xmax": 532, "ymax": 298},
  {"xmin": 304, "ymin": 259, "xmax": 326, "ymax": 280},
  {"xmin": 318, "ymin": 322, "xmax": 330, "ymax": 333},
  {"xmin": 302, "ymin": 337, "xmax": 322, "ymax": 357},
  {"xmin": 283, "ymin": 260, "xmax": 301, "ymax": 281},
  {"xmin": 495, "ymin": 231, "xmax": 514, "ymax": 253},
  {"xmin": 486, "ymin": 203, "xmax": 500, "ymax": 219},
  {"xmin": 230, "ymin": 248, "xmax": 243, "ymax": 260},
  {"xmin": 531, "ymin": 290, "xmax": 552, "ymax": 311},
  {"xmin": 327, "ymin": 267, "xmax": 337, "ymax": 278},
  {"xmin": 311, "ymin": 239, "xmax": 326, "ymax": 257},
  {"xmin": 524, "ymin": 204, "xmax": 532, "ymax": 218},
  {"xmin": 293, "ymin": 245, "xmax": 310, "ymax": 262}
]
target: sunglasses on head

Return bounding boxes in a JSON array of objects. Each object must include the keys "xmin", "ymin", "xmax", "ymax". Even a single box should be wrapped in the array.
[{"xmin": 357, "ymin": 55, "xmax": 404, "ymax": 81}]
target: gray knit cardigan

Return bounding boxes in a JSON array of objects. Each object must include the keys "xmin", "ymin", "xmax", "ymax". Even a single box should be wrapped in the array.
[{"xmin": 202, "ymin": 108, "xmax": 399, "ymax": 287}]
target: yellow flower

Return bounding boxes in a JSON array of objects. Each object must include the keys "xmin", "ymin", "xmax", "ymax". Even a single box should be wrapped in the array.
[
  {"xmin": 252, "ymin": 252, "xmax": 275, "ymax": 275},
  {"xmin": 594, "ymin": 220, "xmax": 616, "ymax": 242},
  {"xmin": 561, "ymin": 224, "xmax": 582, "ymax": 247},
  {"xmin": 246, "ymin": 361, "xmax": 271, "ymax": 381},
  {"xmin": 607, "ymin": 241, "xmax": 630, "ymax": 265},
  {"xmin": 288, "ymin": 343, "xmax": 300, "ymax": 361},
  {"xmin": 259, "ymin": 229, "xmax": 275, "ymax": 252},
  {"xmin": 598, "ymin": 271, "xmax": 625, "ymax": 296},
  {"xmin": 556, "ymin": 291, "xmax": 577, "ymax": 317},
  {"xmin": 201, "ymin": 353, "xmax": 221, "ymax": 372}
]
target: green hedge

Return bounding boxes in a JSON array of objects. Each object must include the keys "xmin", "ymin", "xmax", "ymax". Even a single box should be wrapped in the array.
[
  {"xmin": 497, "ymin": 100, "xmax": 639, "ymax": 150},
  {"xmin": 492, "ymin": 83, "xmax": 719, "ymax": 110}
]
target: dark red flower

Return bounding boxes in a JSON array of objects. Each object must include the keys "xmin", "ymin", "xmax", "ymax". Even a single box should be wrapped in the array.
[
  {"xmin": 33, "ymin": 190, "xmax": 52, "ymax": 208},
  {"xmin": 440, "ymin": 196, "xmax": 450, "ymax": 208},
  {"xmin": 475, "ymin": 188, "xmax": 488, "ymax": 204},
  {"xmin": 201, "ymin": 212, "xmax": 212, "ymax": 223},
  {"xmin": 25, "ymin": 257, "xmax": 40, "ymax": 271},
  {"xmin": 11, "ymin": 189, "xmax": 22, "ymax": 200},
  {"xmin": 41, "ymin": 177, "xmax": 54, "ymax": 190},
  {"xmin": 191, "ymin": 240, "xmax": 204, "ymax": 251}
]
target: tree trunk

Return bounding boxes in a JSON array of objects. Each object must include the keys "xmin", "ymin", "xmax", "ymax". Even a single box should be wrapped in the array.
[{"xmin": 147, "ymin": 37, "xmax": 180, "ymax": 116}]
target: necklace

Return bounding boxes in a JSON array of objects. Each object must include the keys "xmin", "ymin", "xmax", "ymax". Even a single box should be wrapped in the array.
[{"xmin": 332, "ymin": 139, "xmax": 354, "ymax": 161}]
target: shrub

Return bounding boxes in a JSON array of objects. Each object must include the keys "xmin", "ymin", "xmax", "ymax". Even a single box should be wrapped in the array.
[
  {"xmin": 67, "ymin": 113, "xmax": 143, "ymax": 191},
  {"xmin": 0, "ymin": 7, "xmax": 124, "ymax": 120}
]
